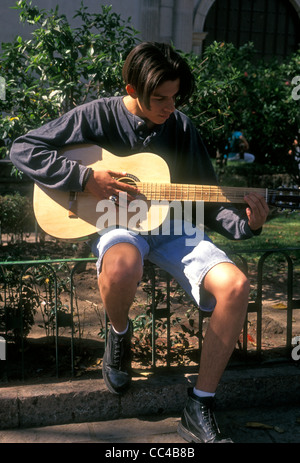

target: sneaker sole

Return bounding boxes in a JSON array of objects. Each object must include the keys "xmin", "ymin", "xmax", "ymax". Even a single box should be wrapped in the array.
[
  {"xmin": 177, "ymin": 423, "xmax": 233, "ymax": 443},
  {"xmin": 102, "ymin": 351, "xmax": 131, "ymax": 395},
  {"xmin": 177, "ymin": 423, "xmax": 203, "ymax": 443}
]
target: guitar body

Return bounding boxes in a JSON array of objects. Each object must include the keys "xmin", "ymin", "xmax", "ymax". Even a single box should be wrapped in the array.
[
  {"xmin": 33, "ymin": 144, "xmax": 171, "ymax": 240},
  {"xmin": 33, "ymin": 144, "xmax": 299, "ymax": 241}
]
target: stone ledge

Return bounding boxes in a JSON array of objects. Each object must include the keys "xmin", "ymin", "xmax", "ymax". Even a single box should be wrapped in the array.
[{"xmin": 0, "ymin": 363, "xmax": 299, "ymax": 430}]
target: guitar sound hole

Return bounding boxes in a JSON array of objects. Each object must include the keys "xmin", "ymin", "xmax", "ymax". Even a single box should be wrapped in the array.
[{"xmin": 118, "ymin": 174, "xmax": 139, "ymax": 188}]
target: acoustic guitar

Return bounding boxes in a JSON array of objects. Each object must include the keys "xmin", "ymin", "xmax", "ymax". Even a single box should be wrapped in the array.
[{"xmin": 33, "ymin": 144, "xmax": 300, "ymax": 240}]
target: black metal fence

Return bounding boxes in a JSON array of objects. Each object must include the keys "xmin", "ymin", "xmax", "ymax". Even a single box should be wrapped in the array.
[
  {"xmin": 0, "ymin": 247, "xmax": 299, "ymax": 381},
  {"xmin": 149, "ymin": 247, "xmax": 300, "ymax": 367}
]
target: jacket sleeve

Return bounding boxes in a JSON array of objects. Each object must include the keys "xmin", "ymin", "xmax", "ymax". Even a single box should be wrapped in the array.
[
  {"xmin": 10, "ymin": 103, "xmax": 100, "ymax": 192},
  {"xmin": 204, "ymin": 203, "xmax": 262, "ymax": 240}
]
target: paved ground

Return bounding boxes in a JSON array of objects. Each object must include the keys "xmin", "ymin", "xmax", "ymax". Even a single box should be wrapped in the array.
[
  {"xmin": 0, "ymin": 363, "xmax": 299, "ymax": 446},
  {"xmin": 0, "ymin": 404, "xmax": 299, "ymax": 444}
]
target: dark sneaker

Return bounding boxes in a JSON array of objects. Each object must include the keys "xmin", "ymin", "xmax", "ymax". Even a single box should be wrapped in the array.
[
  {"xmin": 102, "ymin": 320, "xmax": 132, "ymax": 395},
  {"xmin": 177, "ymin": 388, "xmax": 233, "ymax": 443}
]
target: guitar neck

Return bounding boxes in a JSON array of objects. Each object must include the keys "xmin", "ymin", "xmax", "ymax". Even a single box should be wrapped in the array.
[{"xmin": 136, "ymin": 183, "xmax": 268, "ymax": 203}]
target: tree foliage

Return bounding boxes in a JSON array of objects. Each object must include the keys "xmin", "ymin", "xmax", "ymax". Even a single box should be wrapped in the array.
[
  {"xmin": 0, "ymin": 0, "xmax": 139, "ymax": 157},
  {"xmin": 183, "ymin": 41, "xmax": 300, "ymax": 170},
  {"xmin": 0, "ymin": 1, "xmax": 299, "ymax": 179}
]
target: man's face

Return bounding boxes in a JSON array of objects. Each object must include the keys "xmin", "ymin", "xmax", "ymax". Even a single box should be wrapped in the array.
[{"xmin": 131, "ymin": 78, "xmax": 180, "ymax": 126}]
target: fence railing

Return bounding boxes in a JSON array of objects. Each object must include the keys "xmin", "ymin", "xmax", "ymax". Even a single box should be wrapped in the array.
[
  {"xmin": 149, "ymin": 247, "xmax": 300, "ymax": 368},
  {"xmin": 0, "ymin": 247, "xmax": 299, "ymax": 381}
]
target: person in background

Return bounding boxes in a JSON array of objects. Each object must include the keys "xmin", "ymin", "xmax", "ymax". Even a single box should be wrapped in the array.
[{"xmin": 226, "ymin": 126, "xmax": 255, "ymax": 163}]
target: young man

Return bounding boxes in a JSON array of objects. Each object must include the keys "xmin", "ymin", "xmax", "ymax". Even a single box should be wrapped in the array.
[{"xmin": 10, "ymin": 42, "xmax": 269, "ymax": 443}]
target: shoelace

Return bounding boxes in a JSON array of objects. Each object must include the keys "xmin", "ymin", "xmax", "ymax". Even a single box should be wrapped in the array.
[
  {"xmin": 201, "ymin": 403, "xmax": 220, "ymax": 440},
  {"xmin": 112, "ymin": 338, "xmax": 122, "ymax": 368}
]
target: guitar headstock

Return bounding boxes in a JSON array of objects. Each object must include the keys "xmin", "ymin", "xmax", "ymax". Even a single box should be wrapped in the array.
[{"xmin": 269, "ymin": 187, "xmax": 300, "ymax": 210}]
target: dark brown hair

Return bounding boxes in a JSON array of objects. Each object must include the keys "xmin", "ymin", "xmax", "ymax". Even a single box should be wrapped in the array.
[{"xmin": 122, "ymin": 42, "xmax": 195, "ymax": 109}]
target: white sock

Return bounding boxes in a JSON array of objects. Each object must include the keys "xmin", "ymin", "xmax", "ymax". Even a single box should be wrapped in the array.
[
  {"xmin": 193, "ymin": 387, "xmax": 215, "ymax": 398},
  {"xmin": 112, "ymin": 321, "xmax": 129, "ymax": 335}
]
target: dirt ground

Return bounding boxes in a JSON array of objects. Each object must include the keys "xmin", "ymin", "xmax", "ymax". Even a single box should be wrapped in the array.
[{"xmin": 0, "ymin": 237, "xmax": 299, "ymax": 383}]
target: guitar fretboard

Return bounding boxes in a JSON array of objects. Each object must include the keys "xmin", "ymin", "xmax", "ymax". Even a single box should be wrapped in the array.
[{"xmin": 136, "ymin": 183, "xmax": 268, "ymax": 203}]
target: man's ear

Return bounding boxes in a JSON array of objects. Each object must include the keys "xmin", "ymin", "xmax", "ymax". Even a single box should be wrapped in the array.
[{"xmin": 126, "ymin": 84, "xmax": 138, "ymax": 99}]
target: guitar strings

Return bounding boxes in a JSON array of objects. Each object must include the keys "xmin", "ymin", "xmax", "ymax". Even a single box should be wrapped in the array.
[
  {"xmin": 135, "ymin": 183, "xmax": 300, "ymax": 204},
  {"xmin": 136, "ymin": 183, "xmax": 268, "ymax": 202}
]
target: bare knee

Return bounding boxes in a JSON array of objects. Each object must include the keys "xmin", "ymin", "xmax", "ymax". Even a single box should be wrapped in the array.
[
  {"xmin": 102, "ymin": 256, "xmax": 142, "ymax": 286},
  {"xmin": 99, "ymin": 243, "xmax": 143, "ymax": 289},
  {"xmin": 229, "ymin": 273, "xmax": 250, "ymax": 301},
  {"xmin": 204, "ymin": 263, "xmax": 250, "ymax": 303}
]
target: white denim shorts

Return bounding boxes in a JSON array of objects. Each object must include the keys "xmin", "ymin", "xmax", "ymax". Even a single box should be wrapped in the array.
[{"xmin": 91, "ymin": 220, "xmax": 233, "ymax": 312}]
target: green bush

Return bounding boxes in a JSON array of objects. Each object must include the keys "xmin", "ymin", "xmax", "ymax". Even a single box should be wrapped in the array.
[
  {"xmin": 0, "ymin": 0, "xmax": 139, "ymax": 157},
  {"xmin": 0, "ymin": 193, "xmax": 35, "ymax": 239},
  {"xmin": 183, "ymin": 41, "xmax": 300, "ymax": 172},
  {"xmin": 182, "ymin": 42, "xmax": 244, "ymax": 152},
  {"xmin": 0, "ymin": 1, "xmax": 299, "ymax": 183}
]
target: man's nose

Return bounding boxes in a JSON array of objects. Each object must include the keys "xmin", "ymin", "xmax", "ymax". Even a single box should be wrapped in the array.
[{"xmin": 164, "ymin": 98, "xmax": 175, "ymax": 113}]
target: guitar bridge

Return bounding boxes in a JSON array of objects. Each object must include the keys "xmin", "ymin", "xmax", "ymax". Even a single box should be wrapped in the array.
[
  {"xmin": 68, "ymin": 159, "xmax": 83, "ymax": 219},
  {"xmin": 68, "ymin": 191, "xmax": 78, "ymax": 218}
]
